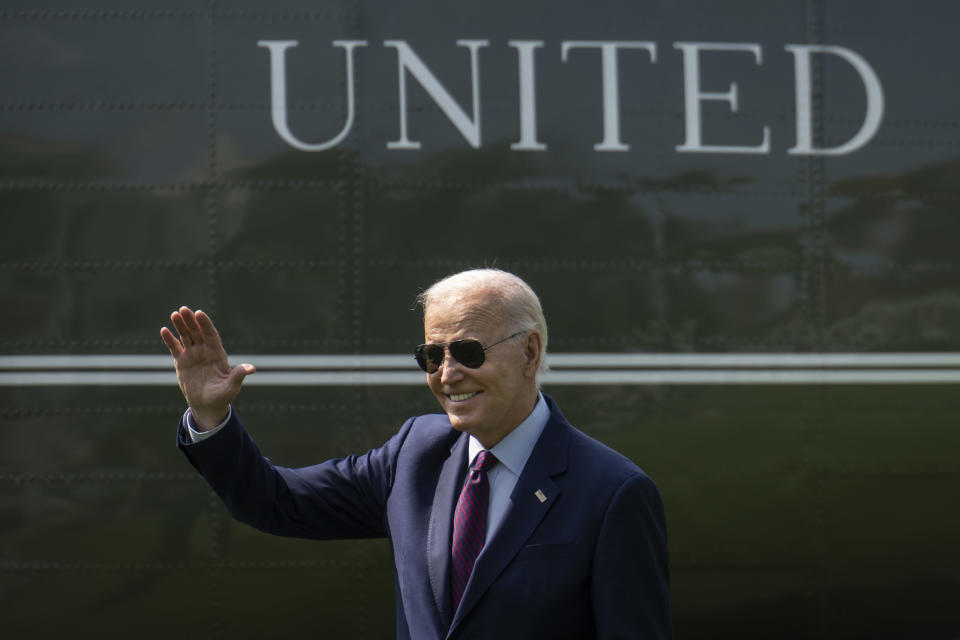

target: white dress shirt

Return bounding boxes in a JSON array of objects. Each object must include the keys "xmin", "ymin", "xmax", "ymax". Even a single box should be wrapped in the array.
[
  {"xmin": 465, "ymin": 392, "xmax": 550, "ymax": 540},
  {"xmin": 184, "ymin": 407, "xmax": 231, "ymax": 442}
]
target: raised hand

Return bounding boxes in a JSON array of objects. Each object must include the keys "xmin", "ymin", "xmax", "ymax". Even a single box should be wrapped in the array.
[{"xmin": 160, "ymin": 306, "xmax": 255, "ymax": 430}]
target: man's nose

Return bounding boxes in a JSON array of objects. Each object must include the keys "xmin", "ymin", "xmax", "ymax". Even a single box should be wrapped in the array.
[{"xmin": 438, "ymin": 350, "xmax": 464, "ymax": 384}]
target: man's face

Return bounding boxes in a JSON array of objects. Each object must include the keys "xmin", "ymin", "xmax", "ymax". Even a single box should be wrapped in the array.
[{"xmin": 422, "ymin": 290, "xmax": 539, "ymax": 448}]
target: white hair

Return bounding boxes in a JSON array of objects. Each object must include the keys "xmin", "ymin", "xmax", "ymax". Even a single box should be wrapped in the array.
[{"xmin": 417, "ymin": 268, "xmax": 549, "ymax": 379}]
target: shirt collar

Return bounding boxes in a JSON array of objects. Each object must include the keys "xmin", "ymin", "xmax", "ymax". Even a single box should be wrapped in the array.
[{"xmin": 468, "ymin": 393, "xmax": 550, "ymax": 476}]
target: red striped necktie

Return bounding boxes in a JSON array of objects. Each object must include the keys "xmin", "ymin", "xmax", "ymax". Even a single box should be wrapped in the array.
[{"xmin": 450, "ymin": 449, "xmax": 498, "ymax": 612}]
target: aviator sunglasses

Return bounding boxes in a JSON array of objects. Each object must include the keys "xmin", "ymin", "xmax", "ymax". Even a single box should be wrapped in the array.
[{"xmin": 414, "ymin": 330, "xmax": 527, "ymax": 373}]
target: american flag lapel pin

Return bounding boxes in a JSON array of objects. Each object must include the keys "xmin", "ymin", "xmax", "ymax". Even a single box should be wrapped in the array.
[{"xmin": 534, "ymin": 489, "xmax": 547, "ymax": 503}]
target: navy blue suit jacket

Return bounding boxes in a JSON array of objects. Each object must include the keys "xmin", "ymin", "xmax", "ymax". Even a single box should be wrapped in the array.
[{"xmin": 178, "ymin": 395, "xmax": 671, "ymax": 639}]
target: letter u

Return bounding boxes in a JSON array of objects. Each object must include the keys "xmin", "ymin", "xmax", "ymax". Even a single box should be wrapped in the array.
[{"xmin": 258, "ymin": 40, "xmax": 368, "ymax": 151}]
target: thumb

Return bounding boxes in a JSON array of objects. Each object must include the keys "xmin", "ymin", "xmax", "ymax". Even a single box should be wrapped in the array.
[{"xmin": 229, "ymin": 363, "xmax": 256, "ymax": 386}]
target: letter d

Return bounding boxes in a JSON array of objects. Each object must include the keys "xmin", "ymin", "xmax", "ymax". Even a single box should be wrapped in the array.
[{"xmin": 787, "ymin": 44, "xmax": 884, "ymax": 156}]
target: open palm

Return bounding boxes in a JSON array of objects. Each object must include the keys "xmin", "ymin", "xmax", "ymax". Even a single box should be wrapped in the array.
[{"xmin": 160, "ymin": 306, "xmax": 255, "ymax": 429}]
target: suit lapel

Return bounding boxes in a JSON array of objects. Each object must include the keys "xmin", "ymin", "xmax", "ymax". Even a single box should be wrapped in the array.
[
  {"xmin": 449, "ymin": 414, "xmax": 570, "ymax": 632},
  {"xmin": 427, "ymin": 431, "xmax": 469, "ymax": 629}
]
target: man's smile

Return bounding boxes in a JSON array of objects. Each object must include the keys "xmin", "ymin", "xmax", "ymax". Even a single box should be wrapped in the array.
[{"xmin": 448, "ymin": 391, "xmax": 481, "ymax": 402}]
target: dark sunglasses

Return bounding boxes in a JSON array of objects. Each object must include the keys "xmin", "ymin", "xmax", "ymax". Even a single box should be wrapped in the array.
[{"xmin": 414, "ymin": 330, "xmax": 527, "ymax": 373}]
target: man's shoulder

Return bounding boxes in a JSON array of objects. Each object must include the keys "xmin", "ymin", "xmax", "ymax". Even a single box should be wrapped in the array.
[
  {"xmin": 393, "ymin": 411, "xmax": 460, "ymax": 451},
  {"xmin": 543, "ymin": 398, "xmax": 652, "ymax": 488},
  {"xmin": 565, "ymin": 424, "xmax": 647, "ymax": 478},
  {"xmin": 404, "ymin": 411, "xmax": 453, "ymax": 434}
]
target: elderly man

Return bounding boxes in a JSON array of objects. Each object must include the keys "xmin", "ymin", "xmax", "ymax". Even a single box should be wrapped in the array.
[{"xmin": 161, "ymin": 268, "xmax": 671, "ymax": 639}]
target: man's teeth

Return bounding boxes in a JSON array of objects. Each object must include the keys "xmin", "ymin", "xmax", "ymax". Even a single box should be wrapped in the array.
[{"xmin": 449, "ymin": 392, "xmax": 479, "ymax": 402}]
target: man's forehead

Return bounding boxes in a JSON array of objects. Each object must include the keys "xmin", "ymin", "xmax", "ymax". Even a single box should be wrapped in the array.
[{"xmin": 424, "ymin": 293, "xmax": 504, "ymax": 337}]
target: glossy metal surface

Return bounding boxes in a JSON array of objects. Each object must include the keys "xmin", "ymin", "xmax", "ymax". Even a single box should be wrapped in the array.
[{"xmin": 2, "ymin": 2, "xmax": 958, "ymax": 637}]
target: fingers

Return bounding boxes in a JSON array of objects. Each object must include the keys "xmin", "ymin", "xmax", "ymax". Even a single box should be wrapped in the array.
[
  {"xmin": 169, "ymin": 306, "xmax": 213, "ymax": 349},
  {"xmin": 159, "ymin": 326, "xmax": 183, "ymax": 358},
  {"xmin": 195, "ymin": 309, "xmax": 224, "ymax": 349},
  {"xmin": 170, "ymin": 308, "xmax": 194, "ymax": 346},
  {"xmin": 180, "ymin": 306, "xmax": 204, "ymax": 346},
  {"xmin": 165, "ymin": 303, "xmax": 238, "ymax": 368}
]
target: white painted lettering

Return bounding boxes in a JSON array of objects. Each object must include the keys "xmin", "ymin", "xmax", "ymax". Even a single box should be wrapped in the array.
[
  {"xmin": 674, "ymin": 42, "xmax": 771, "ymax": 154},
  {"xmin": 384, "ymin": 40, "xmax": 489, "ymax": 149},
  {"xmin": 258, "ymin": 39, "xmax": 883, "ymax": 157},
  {"xmin": 561, "ymin": 41, "xmax": 657, "ymax": 151},
  {"xmin": 257, "ymin": 40, "xmax": 367, "ymax": 151},
  {"xmin": 787, "ymin": 44, "xmax": 885, "ymax": 155},
  {"xmin": 509, "ymin": 40, "xmax": 546, "ymax": 151}
]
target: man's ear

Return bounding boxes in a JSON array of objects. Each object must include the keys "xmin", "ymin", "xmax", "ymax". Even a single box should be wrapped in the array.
[{"xmin": 522, "ymin": 331, "xmax": 543, "ymax": 377}]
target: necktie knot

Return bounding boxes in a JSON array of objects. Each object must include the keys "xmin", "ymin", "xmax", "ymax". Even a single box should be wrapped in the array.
[
  {"xmin": 472, "ymin": 449, "xmax": 497, "ymax": 474},
  {"xmin": 465, "ymin": 450, "xmax": 497, "ymax": 488}
]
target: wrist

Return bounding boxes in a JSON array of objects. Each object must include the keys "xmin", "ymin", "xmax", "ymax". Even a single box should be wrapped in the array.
[{"xmin": 189, "ymin": 406, "xmax": 230, "ymax": 431}]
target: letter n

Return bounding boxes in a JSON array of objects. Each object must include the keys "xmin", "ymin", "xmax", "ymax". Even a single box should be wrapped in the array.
[{"xmin": 384, "ymin": 40, "xmax": 489, "ymax": 149}]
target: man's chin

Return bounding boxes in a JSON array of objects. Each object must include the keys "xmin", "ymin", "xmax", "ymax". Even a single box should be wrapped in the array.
[
  {"xmin": 447, "ymin": 414, "xmax": 473, "ymax": 432},
  {"xmin": 446, "ymin": 410, "xmax": 484, "ymax": 437}
]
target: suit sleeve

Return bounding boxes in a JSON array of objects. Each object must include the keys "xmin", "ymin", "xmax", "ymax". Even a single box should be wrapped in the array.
[
  {"xmin": 591, "ymin": 473, "xmax": 673, "ymax": 639},
  {"xmin": 177, "ymin": 409, "xmax": 411, "ymax": 540}
]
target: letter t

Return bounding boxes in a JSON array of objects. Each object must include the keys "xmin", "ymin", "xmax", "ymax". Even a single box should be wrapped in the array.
[{"xmin": 561, "ymin": 41, "xmax": 657, "ymax": 151}]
